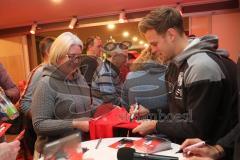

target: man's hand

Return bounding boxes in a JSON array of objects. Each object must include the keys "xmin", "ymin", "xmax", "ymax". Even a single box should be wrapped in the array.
[
  {"xmin": 132, "ymin": 120, "xmax": 157, "ymax": 135},
  {"xmin": 181, "ymin": 138, "xmax": 224, "ymax": 159},
  {"xmin": 181, "ymin": 138, "xmax": 203, "ymax": 150},
  {"xmin": 183, "ymin": 156, "xmax": 214, "ymax": 160},
  {"xmin": 0, "ymin": 141, "xmax": 20, "ymax": 160}
]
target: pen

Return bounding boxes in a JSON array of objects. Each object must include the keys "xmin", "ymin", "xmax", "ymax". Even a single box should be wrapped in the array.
[
  {"xmin": 95, "ymin": 138, "xmax": 102, "ymax": 149},
  {"xmin": 130, "ymin": 103, "xmax": 139, "ymax": 122},
  {"xmin": 176, "ymin": 141, "xmax": 206, "ymax": 154},
  {"xmin": 127, "ymin": 130, "xmax": 130, "ymax": 137}
]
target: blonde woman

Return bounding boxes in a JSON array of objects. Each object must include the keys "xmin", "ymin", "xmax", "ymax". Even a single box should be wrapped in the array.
[
  {"xmin": 122, "ymin": 47, "xmax": 168, "ymax": 115},
  {"xmin": 130, "ymin": 47, "xmax": 163, "ymax": 71},
  {"xmin": 31, "ymin": 32, "xmax": 92, "ymax": 158}
]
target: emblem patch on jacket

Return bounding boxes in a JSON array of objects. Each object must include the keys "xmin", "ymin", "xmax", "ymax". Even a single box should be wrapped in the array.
[{"xmin": 175, "ymin": 72, "xmax": 183, "ymax": 99}]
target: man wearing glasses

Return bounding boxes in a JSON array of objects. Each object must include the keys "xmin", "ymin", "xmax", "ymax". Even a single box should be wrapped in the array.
[{"xmin": 91, "ymin": 41, "xmax": 131, "ymax": 106}]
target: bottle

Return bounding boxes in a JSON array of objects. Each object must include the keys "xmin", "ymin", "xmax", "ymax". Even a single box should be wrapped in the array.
[
  {"xmin": 0, "ymin": 88, "xmax": 19, "ymax": 120},
  {"xmin": 0, "ymin": 105, "xmax": 9, "ymax": 121}
]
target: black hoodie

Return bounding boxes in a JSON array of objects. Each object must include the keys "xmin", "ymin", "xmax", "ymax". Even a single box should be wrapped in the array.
[{"xmin": 156, "ymin": 35, "xmax": 238, "ymax": 146}]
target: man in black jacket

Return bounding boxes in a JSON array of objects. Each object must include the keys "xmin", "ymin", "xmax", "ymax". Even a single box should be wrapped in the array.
[
  {"xmin": 180, "ymin": 123, "xmax": 239, "ymax": 160},
  {"xmin": 132, "ymin": 7, "xmax": 238, "ymax": 148},
  {"xmin": 179, "ymin": 58, "xmax": 240, "ymax": 160}
]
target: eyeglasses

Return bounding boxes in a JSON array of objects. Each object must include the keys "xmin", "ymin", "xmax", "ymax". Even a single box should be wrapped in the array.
[
  {"xmin": 103, "ymin": 41, "xmax": 132, "ymax": 52},
  {"xmin": 66, "ymin": 53, "xmax": 81, "ymax": 62}
]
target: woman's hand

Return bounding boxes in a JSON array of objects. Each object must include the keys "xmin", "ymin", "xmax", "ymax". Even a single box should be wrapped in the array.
[
  {"xmin": 129, "ymin": 104, "xmax": 150, "ymax": 118},
  {"xmin": 72, "ymin": 120, "xmax": 89, "ymax": 132}
]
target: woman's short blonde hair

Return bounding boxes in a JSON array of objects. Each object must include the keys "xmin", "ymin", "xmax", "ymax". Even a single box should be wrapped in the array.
[
  {"xmin": 49, "ymin": 32, "xmax": 83, "ymax": 65},
  {"xmin": 130, "ymin": 47, "xmax": 163, "ymax": 71}
]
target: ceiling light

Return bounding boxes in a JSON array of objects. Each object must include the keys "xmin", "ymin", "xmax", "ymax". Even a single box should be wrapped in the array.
[
  {"xmin": 52, "ymin": 0, "xmax": 63, "ymax": 3},
  {"xmin": 107, "ymin": 24, "xmax": 115, "ymax": 30},
  {"xmin": 139, "ymin": 40, "xmax": 144, "ymax": 45},
  {"xmin": 122, "ymin": 31, "xmax": 129, "ymax": 37},
  {"xmin": 119, "ymin": 10, "xmax": 127, "ymax": 23},
  {"xmin": 132, "ymin": 36, "xmax": 138, "ymax": 42},
  {"xmin": 30, "ymin": 23, "xmax": 37, "ymax": 34},
  {"xmin": 144, "ymin": 43, "xmax": 149, "ymax": 48},
  {"xmin": 176, "ymin": 3, "xmax": 183, "ymax": 16},
  {"xmin": 69, "ymin": 17, "xmax": 78, "ymax": 29}
]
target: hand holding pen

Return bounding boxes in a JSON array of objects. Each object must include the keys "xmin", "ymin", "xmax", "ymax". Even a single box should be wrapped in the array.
[
  {"xmin": 126, "ymin": 103, "xmax": 139, "ymax": 137},
  {"xmin": 130, "ymin": 103, "xmax": 139, "ymax": 121},
  {"xmin": 129, "ymin": 103, "xmax": 149, "ymax": 120},
  {"xmin": 176, "ymin": 141, "xmax": 206, "ymax": 154},
  {"xmin": 179, "ymin": 138, "xmax": 225, "ymax": 159}
]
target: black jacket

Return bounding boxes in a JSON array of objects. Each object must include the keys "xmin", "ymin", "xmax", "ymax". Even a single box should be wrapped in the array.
[
  {"xmin": 216, "ymin": 57, "xmax": 240, "ymax": 160},
  {"xmin": 156, "ymin": 35, "xmax": 238, "ymax": 145}
]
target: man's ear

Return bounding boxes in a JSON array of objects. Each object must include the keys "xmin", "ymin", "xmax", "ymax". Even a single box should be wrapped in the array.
[{"xmin": 166, "ymin": 28, "xmax": 177, "ymax": 42}]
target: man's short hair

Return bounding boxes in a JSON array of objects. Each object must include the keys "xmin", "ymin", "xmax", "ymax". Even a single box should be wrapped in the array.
[
  {"xmin": 39, "ymin": 37, "xmax": 55, "ymax": 57},
  {"xmin": 138, "ymin": 7, "xmax": 184, "ymax": 35},
  {"xmin": 84, "ymin": 36, "xmax": 100, "ymax": 51}
]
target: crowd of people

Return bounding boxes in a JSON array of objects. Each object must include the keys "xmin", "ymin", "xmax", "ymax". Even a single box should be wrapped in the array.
[{"xmin": 0, "ymin": 6, "xmax": 239, "ymax": 160}]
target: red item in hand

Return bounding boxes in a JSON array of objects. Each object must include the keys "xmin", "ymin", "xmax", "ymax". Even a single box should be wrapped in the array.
[
  {"xmin": 114, "ymin": 122, "xmax": 139, "ymax": 130},
  {"xmin": 90, "ymin": 106, "xmax": 139, "ymax": 139},
  {"xmin": 93, "ymin": 103, "xmax": 115, "ymax": 118},
  {"xmin": 0, "ymin": 123, "xmax": 12, "ymax": 137}
]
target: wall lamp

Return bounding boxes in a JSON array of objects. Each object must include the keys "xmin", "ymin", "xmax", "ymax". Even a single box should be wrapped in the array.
[
  {"xmin": 69, "ymin": 17, "xmax": 78, "ymax": 29},
  {"xmin": 30, "ymin": 22, "xmax": 37, "ymax": 34}
]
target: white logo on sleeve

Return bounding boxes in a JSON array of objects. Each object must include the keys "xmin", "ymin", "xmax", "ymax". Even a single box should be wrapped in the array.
[{"xmin": 175, "ymin": 72, "xmax": 183, "ymax": 99}]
